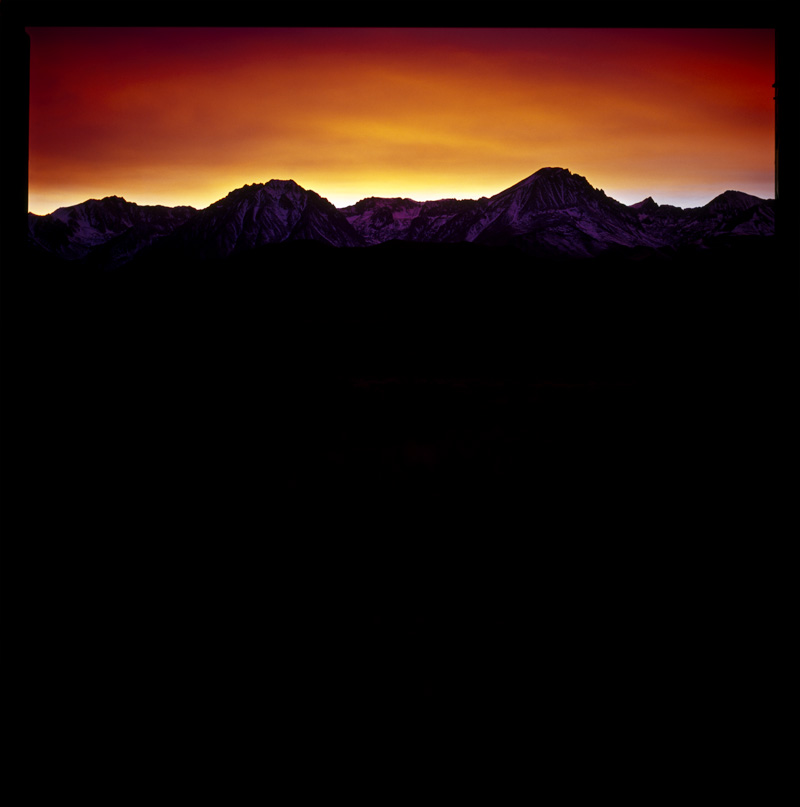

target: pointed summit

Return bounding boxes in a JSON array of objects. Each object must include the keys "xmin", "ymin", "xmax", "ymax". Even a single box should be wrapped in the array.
[
  {"xmin": 159, "ymin": 177, "xmax": 364, "ymax": 258},
  {"xmin": 704, "ymin": 189, "xmax": 766, "ymax": 213},
  {"xmin": 221, "ymin": 178, "xmax": 306, "ymax": 203},
  {"xmin": 466, "ymin": 166, "xmax": 659, "ymax": 256},
  {"xmin": 489, "ymin": 167, "xmax": 603, "ymax": 210},
  {"xmin": 523, "ymin": 166, "xmax": 574, "ymax": 179},
  {"xmin": 630, "ymin": 197, "xmax": 659, "ymax": 211},
  {"xmin": 497, "ymin": 166, "xmax": 575, "ymax": 193}
]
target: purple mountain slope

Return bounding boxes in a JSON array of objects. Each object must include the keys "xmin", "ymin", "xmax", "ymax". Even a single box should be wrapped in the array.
[
  {"xmin": 343, "ymin": 168, "xmax": 774, "ymax": 257},
  {"xmin": 27, "ymin": 196, "xmax": 197, "ymax": 266},
  {"xmin": 158, "ymin": 180, "xmax": 365, "ymax": 260},
  {"xmin": 28, "ymin": 169, "xmax": 775, "ymax": 268},
  {"xmin": 340, "ymin": 196, "xmax": 486, "ymax": 246},
  {"xmin": 464, "ymin": 167, "xmax": 660, "ymax": 256},
  {"xmin": 630, "ymin": 188, "xmax": 775, "ymax": 240}
]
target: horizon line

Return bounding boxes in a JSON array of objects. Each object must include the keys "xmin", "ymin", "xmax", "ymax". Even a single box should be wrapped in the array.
[{"xmin": 27, "ymin": 170, "xmax": 776, "ymax": 217}]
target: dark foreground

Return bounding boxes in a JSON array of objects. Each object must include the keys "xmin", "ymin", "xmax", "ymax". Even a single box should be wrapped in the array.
[{"xmin": 4, "ymin": 237, "xmax": 796, "ymax": 732}]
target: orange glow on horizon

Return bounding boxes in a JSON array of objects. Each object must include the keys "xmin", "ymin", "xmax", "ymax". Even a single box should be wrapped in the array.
[{"xmin": 27, "ymin": 27, "xmax": 775, "ymax": 214}]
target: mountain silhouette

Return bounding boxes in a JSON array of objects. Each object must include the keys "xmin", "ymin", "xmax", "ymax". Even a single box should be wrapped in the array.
[
  {"xmin": 152, "ymin": 179, "xmax": 366, "ymax": 260},
  {"xmin": 27, "ymin": 196, "xmax": 197, "ymax": 268},
  {"xmin": 27, "ymin": 167, "xmax": 775, "ymax": 270}
]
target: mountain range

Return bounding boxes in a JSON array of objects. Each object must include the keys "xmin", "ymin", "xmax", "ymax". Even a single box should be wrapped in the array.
[{"xmin": 27, "ymin": 167, "xmax": 775, "ymax": 269}]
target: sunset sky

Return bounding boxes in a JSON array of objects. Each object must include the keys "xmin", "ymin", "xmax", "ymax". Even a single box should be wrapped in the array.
[{"xmin": 26, "ymin": 26, "xmax": 775, "ymax": 215}]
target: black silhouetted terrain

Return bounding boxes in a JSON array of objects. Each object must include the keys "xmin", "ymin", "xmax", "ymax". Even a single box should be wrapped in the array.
[{"xmin": 18, "ymin": 229, "xmax": 793, "ymax": 533}]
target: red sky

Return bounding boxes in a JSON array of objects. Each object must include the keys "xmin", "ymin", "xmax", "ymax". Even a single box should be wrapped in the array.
[{"xmin": 26, "ymin": 26, "xmax": 775, "ymax": 214}]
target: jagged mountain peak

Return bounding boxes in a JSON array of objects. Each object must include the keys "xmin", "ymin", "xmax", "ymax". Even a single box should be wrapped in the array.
[
  {"xmin": 84, "ymin": 194, "xmax": 127, "ymax": 204},
  {"xmin": 51, "ymin": 195, "xmax": 130, "ymax": 217},
  {"xmin": 29, "ymin": 193, "xmax": 198, "ymax": 264},
  {"xmin": 505, "ymin": 166, "xmax": 591, "ymax": 189},
  {"xmin": 348, "ymin": 196, "xmax": 420, "ymax": 210},
  {"xmin": 213, "ymin": 179, "xmax": 349, "ymax": 218},
  {"xmin": 47, "ymin": 195, "xmax": 198, "ymax": 227},
  {"xmin": 630, "ymin": 197, "xmax": 659, "ymax": 211},
  {"xmin": 219, "ymin": 178, "xmax": 307, "ymax": 203},
  {"xmin": 50, "ymin": 195, "xmax": 197, "ymax": 221},
  {"xmin": 489, "ymin": 166, "xmax": 603, "ymax": 209},
  {"xmin": 533, "ymin": 166, "xmax": 574, "ymax": 179},
  {"xmin": 524, "ymin": 166, "xmax": 574, "ymax": 180},
  {"xmin": 169, "ymin": 175, "xmax": 363, "ymax": 254}
]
